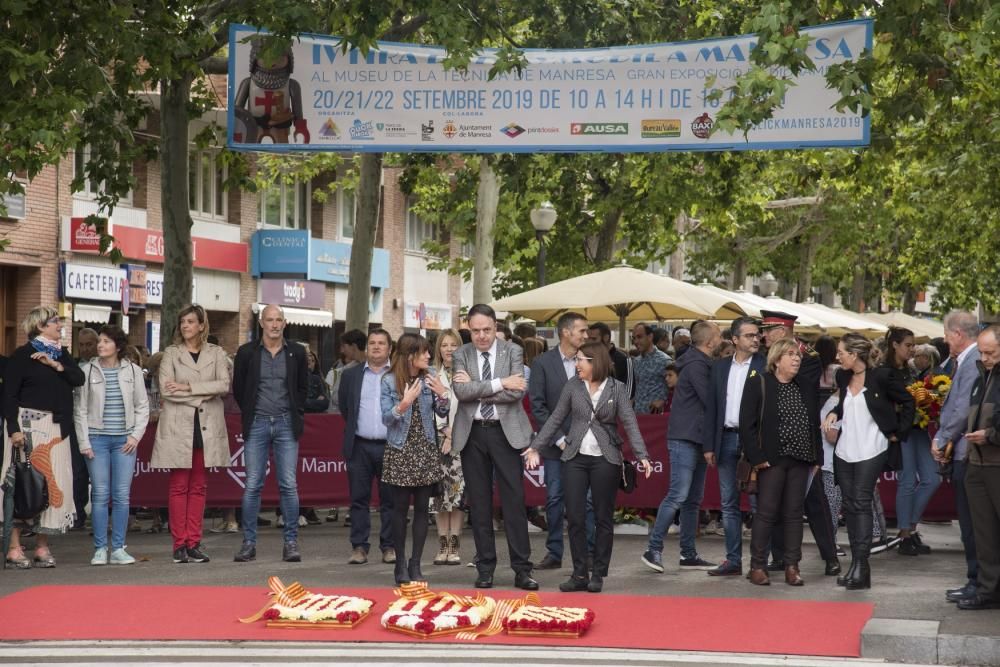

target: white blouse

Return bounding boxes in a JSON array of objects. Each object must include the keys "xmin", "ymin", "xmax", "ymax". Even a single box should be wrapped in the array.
[
  {"xmin": 835, "ymin": 387, "xmax": 888, "ymax": 463},
  {"xmin": 579, "ymin": 379, "xmax": 609, "ymax": 456}
]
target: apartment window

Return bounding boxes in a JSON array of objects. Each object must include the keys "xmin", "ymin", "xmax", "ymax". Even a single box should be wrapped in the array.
[
  {"xmin": 406, "ymin": 198, "xmax": 438, "ymax": 252},
  {"xmin": 73, "ymin": 146, "xmax": 132, "ymax": 204},
  {"xmin": 339, "ymin": 188, "xmax": 355, "ymax": 240},
  {"xmin": 0, "ymin": 174, "xmax": 26, "ymax": 219},
  {"xmin": 188, "ymin": 150, "xmax": 227, "ymax": 221},
  {"xmin": 259, "ymin": 180, "xmax": 310, "ymax": 229}
]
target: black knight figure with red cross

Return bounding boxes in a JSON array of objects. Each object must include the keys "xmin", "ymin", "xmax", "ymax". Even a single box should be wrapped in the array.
[{"xmin": 235, "ymin": 37, "xmax": 310, "ymax": 145}]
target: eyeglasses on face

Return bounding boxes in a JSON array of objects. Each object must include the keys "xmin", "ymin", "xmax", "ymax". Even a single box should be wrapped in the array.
[{"xmin": 46, "ymin": 316, "xmax": 62, "ymax": 325}]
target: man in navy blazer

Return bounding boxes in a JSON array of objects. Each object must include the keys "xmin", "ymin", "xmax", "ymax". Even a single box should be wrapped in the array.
[
  {"xmin": 529, "ymin": 312, "xmax": 589, "ymax": 570},
  {"xmin": 934, "ymin": 310, "xmax": 982, "ymax": 602},
  {"xmin": 338, "ymin": 329, "xmax": 395, "ymax": 566},
  {"xmin": 703, "ymin": 317, "xmax": 766, "ymax": 576}
]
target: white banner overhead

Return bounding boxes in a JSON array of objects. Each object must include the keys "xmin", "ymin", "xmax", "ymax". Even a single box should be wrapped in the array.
[{"xmin": 228, "ymin": 19, "xmax": 871, "ymax": 154}]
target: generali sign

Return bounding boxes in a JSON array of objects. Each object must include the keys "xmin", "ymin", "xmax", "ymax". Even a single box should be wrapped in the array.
[
  {"xmin": 69, "ymin": 217, "xmax": 105, "ymax": 251},
  {"xmin": 112, "ymin": 226, "xmax": 247, "ymax": 273}
]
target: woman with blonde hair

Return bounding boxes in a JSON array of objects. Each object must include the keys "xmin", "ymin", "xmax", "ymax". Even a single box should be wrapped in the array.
[
  {"xmin": 430, "ymin": 328, "xmax": 465, "ymax": 565},
  {"xmin": 740, "ymin": 338, "xmax": 823, "ymax": 586},
  {"xmin": 150, "ymin": 304, "xmax": 231, "ymax": 564},
  {"xmin": 3, "ymin": 306, "xmax": 85, "ymax": 568}
]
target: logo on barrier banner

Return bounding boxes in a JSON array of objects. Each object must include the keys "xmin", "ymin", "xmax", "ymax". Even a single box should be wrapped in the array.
[
  {"xmin": 443, "ymin": 121, "xmax": 458, "ymax": 138},
  {"xmin": 523, "ymin": 466, "xmax": 545, "ymax": 488},
  {"xmin": 319, "ymin": 119, "xmax": 341, "ymax": 139},
  {"xmin": 691, "ymin": 113, "xmax": 714, "ymax": 139},
  {"xmin": 421, "ymin": 120, "xmax": 435, "ymax": 141},
  {"xmin": 349, "ymin": 119, "xmax": 375, "ymax": 140},
  {"xmin": 641, "ymin": 119, "xmax": 682, "ymax": 138},
  {"xmin": 226, "ymin": 438, "xmax": 271, "ymax": 489}
]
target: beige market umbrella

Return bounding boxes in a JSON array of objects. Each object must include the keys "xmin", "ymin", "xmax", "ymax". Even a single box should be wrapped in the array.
[
  {"xmin": 491, "ymin": 266, "xmax": 747, "ymax": 346},
  {"xmin": 861, "ymin": 311, "xmax": 943, "ymax": 343},
  {"xmin": 784, "ymin": 301, "xmax": 888, "ymax": 338}
]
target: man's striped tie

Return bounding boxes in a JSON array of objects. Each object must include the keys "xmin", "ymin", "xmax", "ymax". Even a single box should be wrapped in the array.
[{"xmin": 480, "ymin": 351, "xmax": 495, "ymax": 419}]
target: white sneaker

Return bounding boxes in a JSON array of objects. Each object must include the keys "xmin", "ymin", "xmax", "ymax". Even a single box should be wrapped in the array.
[
  {"xmin": 298, "ymin": 515, "xmax": 308, "ymax": 527},
  {"xmin": 667, "ymin": 524, "xmax": 681, "ymax": 535},
  {"xmin": 90, "ymin": 547, "xmax": 109, "ymax": 566},
  {"xmin": 109, "ymin": 548, "xmax": 136, "ymax": 565}
]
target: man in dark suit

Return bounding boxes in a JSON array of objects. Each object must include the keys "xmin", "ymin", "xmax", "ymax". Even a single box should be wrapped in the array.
[
  {"xmin": 529, "ymin": 311, "xmax": 588, "ymax": 570},
  {"xmin": 759, "ymin": 310, "xmax": 840, "ymax": 575},
  {"xmin": 452, "ymin": 304, "xmax": 537, "ymax": 590},
  {"xmin": 703, "ymin": 316, "xmax": 766, "ymax": 576},
  {"xmin": 232, "ymin": 304, "xmax": 309, "ymax": 563},
  {"xmin": 587, "ymin": 322, "xmax": 635, "ymax": 399},
  {"xmin": 337, "ymin": 328, "xmax": 395, "ymax": 566}
]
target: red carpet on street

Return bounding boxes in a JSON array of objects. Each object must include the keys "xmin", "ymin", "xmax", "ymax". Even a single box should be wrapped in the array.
[{"xmin": 0, "ymin": 585, "xmax": 873, "ymax": 657}]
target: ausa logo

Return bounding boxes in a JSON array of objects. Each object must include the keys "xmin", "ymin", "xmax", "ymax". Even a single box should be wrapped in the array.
[{"xmin": 570, "ymin": 122, "xmax": 628, "ymax": 135}]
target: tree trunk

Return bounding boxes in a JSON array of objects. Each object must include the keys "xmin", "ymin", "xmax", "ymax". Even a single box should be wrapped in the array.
[
  {"xmin": 795, "ymin": 232, "xmax": 820, "ymax": 302},
  {"xmin": 730, "ymin": 252, "xmax": 747, "ymax": 290},
  {"xmin": 594, "ymin": 208, "xmax": 623, "ymax": 266},
  {"xmin": 159, "ymin": 75, "xmax": 195, "ymax": 349},
  {"xmin": 902, "ymin": 288, "xmax": 917, "ymax": 315},
  {"xmin": 850, "ymin": 257, "xmax": 866, "ymax": 312},
  {"xmin": 472, "ymin": 156, "xmax": 500, "ymax": 305},
  {"xmin": 345, "ymin": 152, "xmax": 382, "ymax": 332}
]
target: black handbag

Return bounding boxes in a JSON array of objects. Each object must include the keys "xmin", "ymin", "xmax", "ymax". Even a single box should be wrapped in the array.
[
  {"xmin": 619, "ymin": 460, "xmax": 638, "ymax": 493},
  {"xmin": 12, "ymin": 446, "xmax": 49, "ymax": 520}
]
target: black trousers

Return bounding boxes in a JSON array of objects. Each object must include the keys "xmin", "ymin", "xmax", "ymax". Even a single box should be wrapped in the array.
[
  {"xmin": 966, "ymin": 464, "xmax": 1000, "ymax": 599},
  {"xmin": 751, "ymin": 457, "xmax": 810, "ymax": 569},
  {"xmin": 834, "ymin": 451, "xmax": 888, "ymax": 558},
  {"xmin": 564, "ymin": 454, "xmax": 619, "ymax": 579},
  {"xmin": 771, "ymin": 469, "xmax": 839, "ymax": 563},
  {"xmin": 460, "ymin": 423, "xmax": 532, "ymax": 576}
]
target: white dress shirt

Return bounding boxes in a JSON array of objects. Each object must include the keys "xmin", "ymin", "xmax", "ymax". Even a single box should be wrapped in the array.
[
  {"xmin": 474, "ymin": 340, "xmax": 504, "ymax": 420},
  {"xmin": 579, "ymin": 379, "xmax": 609, "ymax": 456},
  {"xmin": 724, "ymin": 355, "xmax": 753, "ymax": 428},
  {"xmin": 835, "ymin": 387, "xmax": 888, "ymax": 463}
]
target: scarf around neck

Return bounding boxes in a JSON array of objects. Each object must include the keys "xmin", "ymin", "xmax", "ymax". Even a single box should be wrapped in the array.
[{"xmin": 31, "ymin": 336, "xmax": 62, "ymax": 360}]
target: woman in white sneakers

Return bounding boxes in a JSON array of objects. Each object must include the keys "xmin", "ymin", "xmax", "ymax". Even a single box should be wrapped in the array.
[{"xmin": 74, "ymin": 325, "xmax": 150, "ymax": 565}]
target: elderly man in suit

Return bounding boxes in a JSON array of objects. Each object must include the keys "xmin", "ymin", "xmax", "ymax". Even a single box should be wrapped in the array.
[
  {"xmin": 452, "ymin": 303, "xmax": 538, "ymax": 590},
  {"xmin": 338, "ymin": 329, "xmax": 395, "ymax": 566},
  {"xmin": 703, "ymin": 316, "xmax": 766, "ymax": 576},
  {"xmin": 934, "ymin": 310, "xmax": 982, "ymax": 603},
  {"xmin": 529, "ymin": 311, "xmax": 589, "ymax": 570}
]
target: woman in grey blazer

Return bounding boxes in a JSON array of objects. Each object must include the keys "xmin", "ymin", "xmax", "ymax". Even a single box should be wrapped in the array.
[{"xmin": 525, "ymin": 341, "xmax": 652, "ymax": 593}]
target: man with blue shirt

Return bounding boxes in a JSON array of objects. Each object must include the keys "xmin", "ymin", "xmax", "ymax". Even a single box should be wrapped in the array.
[
  {"xmin": 338, "ymin": 329, "xmax": 396, "ymax": 566},
  {"xmin": 632, "ymin": 323, "xmax": 671, "ymax": 414}
]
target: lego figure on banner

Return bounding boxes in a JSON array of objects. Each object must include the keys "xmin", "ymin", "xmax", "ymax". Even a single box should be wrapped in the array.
[{"xmin": 235, "ymin": 37, "xmax": 310, "ymax": 145}]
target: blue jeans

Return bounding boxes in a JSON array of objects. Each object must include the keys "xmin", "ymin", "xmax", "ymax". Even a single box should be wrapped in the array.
[
  {"xmin": 543, "ymin": 457, "xmax": 595, "ymax": 561},
  {"xmin": 241, "ymin": 414, "xmax": 300, "ymax": 544},
  {"xmin": 648, "ymin": 440, "xmax": 707, "ymax": 558},
  {"xmin": 895, "ymin": 429, "xmax": 941, "ymax": 530},
  {"xmin": 716, "ymin": 431, "xmax": 743, "ymax": 564},
  {"xmin": 85, "ymin": 434, "xmax": 135, "ymax": 550}
]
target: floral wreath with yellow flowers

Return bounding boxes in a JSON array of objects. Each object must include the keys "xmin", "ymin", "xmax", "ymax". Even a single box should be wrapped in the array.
[{"xmin": 906, "ymin": 374, "xmax": 952, "ymax": 430}]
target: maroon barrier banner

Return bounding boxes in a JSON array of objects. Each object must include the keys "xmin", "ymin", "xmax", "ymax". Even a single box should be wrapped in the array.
[{"xmin": 130, "ymin": 414, "xmax": 956, "ymax": 519}]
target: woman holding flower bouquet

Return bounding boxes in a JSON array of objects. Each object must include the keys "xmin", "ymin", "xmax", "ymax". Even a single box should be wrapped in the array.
[{"xmin": 886, "ymin": 328, "xmax": 945, "ymax": 556}]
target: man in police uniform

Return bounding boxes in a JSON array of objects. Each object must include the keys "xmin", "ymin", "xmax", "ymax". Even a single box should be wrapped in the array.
[{"xmin": 758, "ymin": 310, "xmax": 841, "ymax": 576}]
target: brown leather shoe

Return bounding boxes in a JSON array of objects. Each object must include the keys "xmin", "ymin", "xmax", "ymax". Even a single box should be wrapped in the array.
[
  {"xmin": 749, "ymin": 568, "xmax": 770, "ymax": 586},
  {"xmin": 785, "ymin": 564, "xmax": 804, "ymax": 586}
]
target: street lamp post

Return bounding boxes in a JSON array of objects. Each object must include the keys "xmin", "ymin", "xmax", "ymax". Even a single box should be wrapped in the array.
[{"xmin": 530, "ymin": 201, "xmax": 557, "ymax": 287}]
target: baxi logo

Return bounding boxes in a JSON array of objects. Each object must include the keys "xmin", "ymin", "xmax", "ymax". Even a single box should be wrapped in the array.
[
  {"xmin": 691, "ymin": 113, "xmax": 713, "ymax": 139},
  {"xmin": 501, "ymin": 123, "xmax": 525, "ymax": 138}
]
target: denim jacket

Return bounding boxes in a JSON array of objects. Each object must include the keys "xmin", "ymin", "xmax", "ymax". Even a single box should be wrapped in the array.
[{"xmin": 380, "ymin": 369, "xmax": 450, "ymax": 449}]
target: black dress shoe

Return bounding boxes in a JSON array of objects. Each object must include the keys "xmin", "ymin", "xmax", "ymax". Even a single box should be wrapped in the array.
[
  {"xmin": 186, "ymin": 544, "xmax": 210, "ymax": 563},
  {"xmin": 898, "ymin": 537, "xmax": 920, "ymax": 556},
  {"xmin": 474, "ymin": 573, "xmax": 494, "ymax": 589},
  {"xmin": 957, "ymin": 594, "xmax": 1000, "ymax": 610},
  {"xmin": 946, "ymin": 582, "xmax": 978, "ymax": 602},
  {"xmin": 558, "ymin": 576, "xmax": 589, "ymax": 592},
  {"xmin": 515, "ymin": 572, "xmax": 540, "ymax": 591},
  {"xmin": 766, "ymin": 560, "xmax": 783, "ymax": 572},
  {"xmin": 825, "ymin": 559, "xmax": 842, "ymax": 576},
  {"xmin": 536, "ymin": 555, "xmax": 562, "ymax": 570},
  {"xmin": 587, "ymin": 575, "xmax": 603, "ymax": 593}
]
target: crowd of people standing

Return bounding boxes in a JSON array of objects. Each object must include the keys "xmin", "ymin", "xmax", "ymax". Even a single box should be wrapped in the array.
[{"xmin": 1, "ymin": 301, "xmax": 998, "ymax": 610}]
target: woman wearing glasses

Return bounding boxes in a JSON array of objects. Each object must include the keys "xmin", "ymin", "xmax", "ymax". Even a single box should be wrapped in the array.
[
  {"xmin": 2, "ymin": 307, "xmax": 85, "ymax": 568},
  {"xmin": 525, "ymin": 341, "xmax": 652, "ymax": 593}
]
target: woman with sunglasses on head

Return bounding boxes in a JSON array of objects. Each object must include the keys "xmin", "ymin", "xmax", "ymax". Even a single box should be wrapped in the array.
[
  {"xmin": 3, "ymin": 307, "xmax": 85, "ymax": 568},
  {"xmin": 150, "ymin": 304, "xmax": 231, "ymax": 564},
  {"xmin": 822, "ymin": 333, "xmax": 915, "ymax": 589},
  {"xmin": 524, "ymin": 341, "xmax": 652, "ymax": 593}
]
